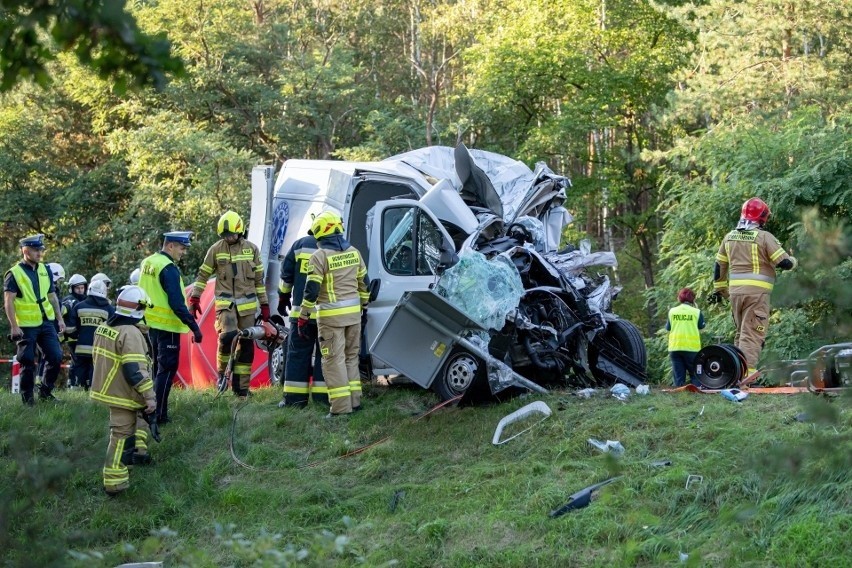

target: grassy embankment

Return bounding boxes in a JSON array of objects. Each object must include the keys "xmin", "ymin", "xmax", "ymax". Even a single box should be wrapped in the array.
[{"xmin": 1, "ymin": 384, "xmax": 850, "ymax": 567}]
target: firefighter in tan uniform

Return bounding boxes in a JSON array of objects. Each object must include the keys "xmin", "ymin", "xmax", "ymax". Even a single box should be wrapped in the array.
[
  {"xmin": 90, "ymin": 286, "xmax": 157, "ymax": 496},
  {"xmin": 710, "ymin": 198, "xmax": 797, "ymax": 377},
  {"xmin": 189, "ymin": 211, "xmax": 269, "ymax": 398},
  {"xmin": 299, "ymin": 211, "xmax": 369, "ymax": 417}
]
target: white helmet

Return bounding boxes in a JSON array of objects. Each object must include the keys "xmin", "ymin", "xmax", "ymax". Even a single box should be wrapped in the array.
[
  {"xmin": 47, "ymin": 263, "xmax": 65, "ymax": 283},
  {"xmin": 129, "ymin": 268, "xmax": 141, "ymax": 285},
  {"xmin": 67, "ymin": 273, "xmax": 87, "ymax": 287},
  {"xmin": 87, "ymin": 280, "xmax": 108, "ymax": 299},
  {"xmin": 91, "ymin": 272, "xmax": 113, "ymax": 288},
  {"xmin": 115, "ymin": 285, "xmax": 150, "ymax": 320}
]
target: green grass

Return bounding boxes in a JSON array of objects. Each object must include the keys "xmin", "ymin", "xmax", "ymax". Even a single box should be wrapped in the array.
[{"xmin": 1, "ymin": 384, "xmax": 850, "ymax": 567}]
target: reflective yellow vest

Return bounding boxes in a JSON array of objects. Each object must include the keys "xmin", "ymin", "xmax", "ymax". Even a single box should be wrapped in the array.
[
  {"xmin": 139, "ymin": 253, "xmax": 189, "ymax": 333},
  {"xmin": 667, "ymin": 303, "xmax": 701, "ymax": 352},
  {"xmin": 8, "ymin": 263, "xmax": 55, "ymax": 327}
]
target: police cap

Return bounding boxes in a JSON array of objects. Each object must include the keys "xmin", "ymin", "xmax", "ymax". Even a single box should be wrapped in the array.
[
  {"xmin": 19, "ymin": 234, "xmax": 45, "ymax": 249},
  {"xmin": 163, "ymin": 231, "xmax": 193, "ymax": 247}
]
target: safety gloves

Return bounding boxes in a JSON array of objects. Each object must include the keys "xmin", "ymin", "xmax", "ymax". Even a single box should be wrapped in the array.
[
  {"xmin": 188, "ymin": 296, "xmax": 201, "ymax": 318},
  {"xmin": 260, "ymin": 304, "xmax": 270, "ymax": 322},
  {"xmin": 192, "ymin": 328, "xmax": 203, "ymax": 344},
  {"xmin": 707, "ymin": 291, "xmax": 726, "ymax": 305},
  {"xmin": 297, "ymin": 316, "xmax": 310, "ymax": 339},
  {"xmin": 277, "ymin": 292, "xmax": 291, "ymax": 315}
]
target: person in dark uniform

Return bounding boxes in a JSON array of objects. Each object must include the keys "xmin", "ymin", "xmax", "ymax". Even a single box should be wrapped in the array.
[
  {"xmin": 3, "ymin": 234, "xmax": 66, "ymax": 405},
  {"xmin": 66, "ymin": 279, "xmax": 115, "ymax": 390},
  {"xmin": 62, "ymin": 273, "xmax": 88, "ymax": 387},
  {"xmin": 277, "ymin": 229, "xmax": 327, "ymax": 408},
  {"xmin": 138, "ymin": 231, "xmax": 202, "ymax": 424}
]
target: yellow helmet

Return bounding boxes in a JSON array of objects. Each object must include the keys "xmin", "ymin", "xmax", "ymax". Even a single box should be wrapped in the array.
[
  {"xmin": 217, "ymin": 210, "xmax": 244, "ymax": 236},
  {"xmin": 310, "ymin": 211, "xmax": 344, "ymax": 239}
]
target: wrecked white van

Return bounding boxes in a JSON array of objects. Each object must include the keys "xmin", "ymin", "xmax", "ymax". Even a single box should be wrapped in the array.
[{"xmin": 249, "ymin": 144, "xmax": 646, "ymax": 400}]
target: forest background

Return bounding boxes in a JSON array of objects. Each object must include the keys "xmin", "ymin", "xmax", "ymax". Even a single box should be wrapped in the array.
[{"xmin": 0, "ymin": 0, "xmax": 849, "ymax": 381}]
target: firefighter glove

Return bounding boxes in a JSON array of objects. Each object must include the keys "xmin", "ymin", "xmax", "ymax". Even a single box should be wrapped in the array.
[
  {"xmin": 260, "ymin": 304, "xmax": 270, "ymax": 322},
  {"xmin": 143, "ymin": 411, "xmax": 161, "ymax": 443},
  {"xmin": 297, "ymin": 317, "xmax": 310, "ymax": 339},
  {"xmin": 192, "ymin": 328, "xmax": 203, "ymax": 344},
  {"xmin": 707, "ymin": 291, "xmax": 725, "ymax": 305},
  {"xmin": 188, "ymin": 296, "xmax": 201, "ymax": 318},
  {"xmin": 278, "ymin": 292, "xmax": 291, "ymax": 315}
]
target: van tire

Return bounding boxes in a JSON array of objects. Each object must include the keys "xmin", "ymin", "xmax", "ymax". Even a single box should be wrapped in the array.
[
  {"xmin": 433, "ymin": 348, "xmax": 483, "ymax": 401},
  {"xmin": 268, "ymin": 341, "xmax": 287, "ymax": 386}
]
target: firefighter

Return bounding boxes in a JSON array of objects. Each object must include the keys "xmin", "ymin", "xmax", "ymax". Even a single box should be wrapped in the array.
[
  {"xmin": 277, "ymin": 228, "xmax": 327, "ymax": 408},
  {"xmin": 665, "ymin": 287, "xmax": 706, "ymax": 387},
  {"xmin": 65, "ymin": 279, "xmax": 114, "ymax": 390},
  {"xmin": 91, "ymin": 272, "xmax": 113, "ymax": 301},
  {"xmin": 299, "ymin": 211, "xmax": 369, "ymax": 417},
  {"xmin": 710, "ymin": 197, "xmax": 797, "ymax": 378},
  {"xmin": 3, "ymin": 234, "xmax": 66, "ymax": 405},
  {"xmin": 189, "ymin": 211, "xmax": 268, "ymax": 398},
  {"xmin": 90, "ymin": 285, "xmax": 156, "ymax": 495},
  {"xmin": 62, "ymin": 273, "xmax": 88, "ymax": 387},
  {"xmin": 139, "ymin": 231, "xmax": 202, "ymax": 424}
]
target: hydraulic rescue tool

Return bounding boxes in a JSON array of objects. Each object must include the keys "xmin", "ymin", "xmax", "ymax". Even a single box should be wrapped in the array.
[{"xmin": 218, "ymin": 316, "xmax": 289, "ymax": 394}]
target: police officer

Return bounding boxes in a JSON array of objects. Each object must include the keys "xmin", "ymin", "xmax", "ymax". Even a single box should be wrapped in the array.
[
  {"xmin": 665, "ymin": 287, "xmax": 705, "ymax": 387},
  {"xmin": 66, "ymin": 279, "xmax": 114, "ymax": 390},
  {"xmin": 277, "ymin": 229, "xmax": 328, "ymax": 408},
  {"xmin": 138, "ymin": 231, "xmax": 202, "ymax": 424},
  {"xmin": 3, "ymin": 234, "xmax": 66, "ymax": 405},
  {"xmin": 299, "ymin": 211, "xmax": 369, "ymax": 417},
  {"xmin": 62, "ymin": 273, "xmax": 88, "ymax": 387},
  {"xmin": 90, "ymin": 285, "xmax": 157, "ymax": 495},
  {"xmin": 710, "ymin": 197, "xmax": 797, "ymax": 379},
  {"xmin": 189, "ymin": 212, "xmax": 268, "ymax": 399}
]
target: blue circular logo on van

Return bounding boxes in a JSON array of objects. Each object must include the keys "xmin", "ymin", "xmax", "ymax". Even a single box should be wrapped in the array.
[{"xmin": 270, "ymin": 200, "xmax": 289, "ymax": 258}]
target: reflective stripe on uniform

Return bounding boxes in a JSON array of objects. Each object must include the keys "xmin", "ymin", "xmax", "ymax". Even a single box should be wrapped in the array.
[{"xmin": 328, "ymin": 385, "xmax": 351, "ymax": 400}]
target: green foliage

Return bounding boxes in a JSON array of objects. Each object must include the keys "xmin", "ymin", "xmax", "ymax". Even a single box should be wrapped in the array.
[{"xmin": 0, "ymin": 0, "xmax": 184, "ymax": 92}]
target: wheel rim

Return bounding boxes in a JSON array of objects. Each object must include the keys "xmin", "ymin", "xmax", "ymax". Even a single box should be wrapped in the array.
[
  {"xmin": 444, "ymin": 353, "xmax": 478, "ymax": 394},
  {"xmin": 269, "ymin": 345, "xmax": 285, "ymax": 385}
]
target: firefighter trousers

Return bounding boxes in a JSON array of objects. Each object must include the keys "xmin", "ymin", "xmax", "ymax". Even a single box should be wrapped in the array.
[
  {"xmin": 103, "ymin": 407, "xmax": 150, "ymax": 494},
  {"xmin": 317, "ymin": 322, "xmax": 362, "ymax": 415},
  {"xmin": 215, "ymin": 307, "xmax": 256, "ymax": 394},
  {"xmin": 731, "ymin": 292, "xmax": 770, "ymax": 373},
  {"xmin": 283, "ymin": 318, "xmax": 327, "ymax": 406}
]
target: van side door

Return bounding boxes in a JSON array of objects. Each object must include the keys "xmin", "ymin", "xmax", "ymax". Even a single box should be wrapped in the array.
[{"xmin": 365, "ymin": 199, "xmax": 456, "ymax": 371}]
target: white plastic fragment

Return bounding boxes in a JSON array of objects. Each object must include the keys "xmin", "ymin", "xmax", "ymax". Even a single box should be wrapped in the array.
[
  {"xmin": 492, "ymin": 401, "xmax": 552, "ymax": 445},
  {"xmin": 635, "ymin": 384, "xmax": 650, "ymax": 395},
  {"xmin": 576, "ymin": 388, "xmax": 596, "ymax": 398},
  {"xmin": 587, "ymin": 438, "xmax": 625, "ymax": 455}
]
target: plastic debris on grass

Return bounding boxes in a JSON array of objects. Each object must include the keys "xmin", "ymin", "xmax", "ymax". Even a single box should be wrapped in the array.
[
  {"xmin": 492, "ymin": 401, "xmax": 552, "ymax": 445},
  {"xmin": 587, "ymin": 438, "xmax": 625, "ymax": 455}
]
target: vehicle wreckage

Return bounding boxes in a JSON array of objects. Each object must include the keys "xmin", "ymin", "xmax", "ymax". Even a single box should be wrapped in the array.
[{"xmin": 249, "ymin": 144, "xmax": 647, "ymax": 400}]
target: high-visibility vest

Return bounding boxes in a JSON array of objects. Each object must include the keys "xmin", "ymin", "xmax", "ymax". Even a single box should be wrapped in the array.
[
  {"xmin": 8, "ymin": 263, "xmax": 55, "ymax": 327},
  {"xmin": 139, "ymin": 253, "xmax": 189, "ymax": 333},
  {"xmin": 667, "ymin": 303, "xmax": 701, "ymax": 352}
]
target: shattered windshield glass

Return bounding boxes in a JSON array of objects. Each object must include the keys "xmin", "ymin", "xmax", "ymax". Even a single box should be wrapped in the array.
[{"xmin": 434, "ymin": 249, "xmax": 524, "ymax": 331}]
